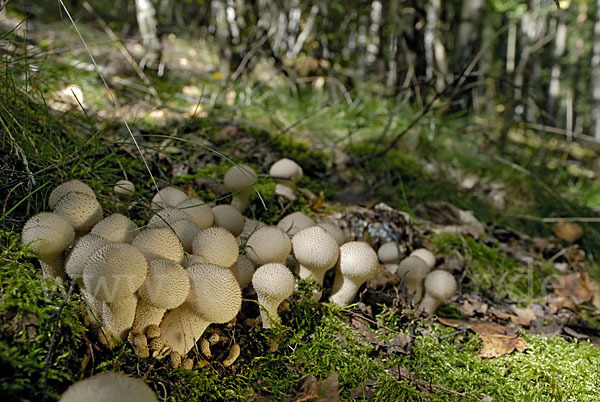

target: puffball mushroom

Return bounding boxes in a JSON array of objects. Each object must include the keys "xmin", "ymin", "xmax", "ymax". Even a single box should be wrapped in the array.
[
  {"xmin": 244, "ymin": 226, "xmax": 291, "ymax": 266},
  {"xmin": 211, "ymin": 204, "xmax": 245, "ymax": 237},
  {"xmin": 160, "ymin": 263, "xmax": 242, "ymax": 355},
  {"xmin": 132, "ymin": 227, "xmax": 184, "ymax": 264},
  {"xmin": 131, "ymin": 259, "xmax": 190, "ymax": 336},
  {"xmin": 269, "ymin": 158, "xmax": 303, "ymax": 201},
  {"xmin": 396, "ymin": 248, "xmax": 436, "ymax": 303},
  {"xmin": 223, "ymin": 164, "xmax": 258, "ymax": 212},
  {"xmin": 54, "ymin": 191, "xmax": 103, "ymax": 233},
  {"xmin": 418, "ymin": 270, "xmax": 457, "ymax": 314},
  {"xmin": 318, "ymin": 222, "xmax": 346, "ymax": 246},
  {"xmin": 65, "ymin": 233, "xmax": 109, "ymax": 281},
  {"xmin": 277, "ymin": 211, "xmax": 315, "ymax": 236},
  {"xmin": 83, "ymin": 243, "xmax": 148, "ymax": 303},
  {"xmin": 48, "ymin": 179, "xmax": 96, "ymax": 209},
  {"xmin": 114, "ymin": 179, "xmax": 135, "ymax": 197},
  {"xmin": 252, "ymin": 263, "xmax": 295, "ymax": 328},
  {"xmin": 330, "ymin": 242, "xmax": 379, "ymax": 306},
  {"xmin": 378, "ymin": 241, "xmax": 402, "ymax": 274},
  {"xmin": 230, "ymin": 254, "xmax": 256, "ymax": 288},
  {"xmin": 102, "ymin": 293, "xmax": 138, "ymax": 340},
  {"xmin": 147, "ymin": 207, "xmax": 190, "ymax": 228},
  {"xmin": 59, "ymin": 372, "xmax": 157, "ymax": 402},
  {"xmin": 21, "ymin": 212, "xmax": 75, "ymax": 281},
  {"xmin": 91, "ymin": 213, "xmax": 138, "ymax": 243},
  {"xmin": 292, "ymin": 226, "xmax": 339, "ymax": 296},
  {"xmin": 192, "ymin": 227, "xmax": 239, "ymax": 268},
  {"xmin": 238, "ymin": 219, "xmax": 267, "ymax": 245},
  {"xmin": 151, "ymin": 186, "xmax": 188, "ymax": 210},
  {"xmin": 175, "ymin": 197, "xmax": 214, "ymax": 229}
]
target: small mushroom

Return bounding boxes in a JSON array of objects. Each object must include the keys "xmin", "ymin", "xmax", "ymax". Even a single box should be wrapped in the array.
[
  {"xmin": 146, "ymin": 324, "xmax": 161, "ymax": 340},
  {"xmin": 330, "ymin": 242, "xmax": 379, "ymax": 306},
  {"xmin": 222, "ymin": 343, "xmax": 240, "ymax": 367},
  {"xmin": 54, "ymin": 191, "xmax": 103, "ymax": 233},
  {"xmin": 175, "ymin": 197, "xmax": 214, "ymax": 229},
  {"xmin": 276, "ymin": 211, "xmax": 315, "ymax": 236},
  {"xmin": 101, "ymin": 293, "xmax": 138, "ymax": 341},
  {"xmin": 211, "ymin": 204, "xmax": 245, "ymax": 237},
  {"xmin": 396, "ymin": 248, "xmax": 436, "ymax": 303},
  {"xmin": 114, "ymin": 180, "xmax": 135, "ymax": 197},
  {"xmin": 418, "ymin": 270, "xmax": 457, "ymax": 314},
  {"xmin": 230, "ymin": 254, "xmax": 256, "ymax": 288},
  {"xmin": 318, "ymin": 222, "xmax": 346, "ymax": 246},
  {"xmin": 59, "ymin": 372, "xmax": 157, "ymax": 402},
  {"xmin": 200, "ymin": 338, "xmax": 211, "ymax": 358},
  {"xmin": 132, "ymin": 227, "xmax": 184, "ymax": 264},
  {"xmin": 151, "ymin": 186, "xmax": 188, "ymax": 210},
  {"xmin": 237, "ymin": 219, "xmax": 267, "ymax": 244},
  {"xmin": 130, "ymin": 332, "xmax": 150, "ymax": 358},
  {"xmin": 91, "ymin": 213, "xmax": 138, "ymax": 243},
  {"xmin": 223, "ymin": 164, "xmax": 258, "ymax": 212},
  {"xmin": 169, "ymin": 351, "xmax": 182, "ymax": 369},
  {"xmin": 65, "ymin": 234, "xmax": 109, "ymax": 282},
  {"xmin": 269, "ymin": 158, "xmax": 303, "ymax": 201},
  {"xmin": 292, "ymin": 226, "xmax": 339, "ymax": 299},
  {"xmin": 252, "ymin": 263, "xmax": 295, "ymax": 328},
  {"xmin": 377, "ymin": 241, "xmax": 402, "ymax": 274},
  {"xmin": 48, "ymin": 179, "xmax": 96, "ymax": 209},
  {"xmin": 192, "ymin": 227, "xmax": 239, "ymax": 268},
  {"xmin": 244, "ymin": 226, "xmax": 291, "ymax": 266},
  {"xmin": 182, "ymin": 358, "xmax": 194, "ymax": 370}
]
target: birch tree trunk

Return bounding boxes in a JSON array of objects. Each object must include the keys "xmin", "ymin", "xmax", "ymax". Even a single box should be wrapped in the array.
[
  {"xmin": 591, "ymin": 0, "xmax": 600, "ymax": 139},
  {"xmin": 424, "ymin": 0, "xmax": 448, "ymax": 93},
  {"xmin": 135, "ymin": 0, "xmax": 161, "ymax": 70},
  {"xmin": 547, "ymin": 13, "xmax": 567, "ymax": 118}
]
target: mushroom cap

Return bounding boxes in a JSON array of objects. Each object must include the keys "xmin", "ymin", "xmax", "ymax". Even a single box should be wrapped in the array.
[
  {"xmin": 185, "ymin": 263, "xmax": 242, "ymax": 323},
  {"xmin": 91, "ymin": 213, "xmax": 138, "ymax": 243},
  {"xmin": 151, "ymin": 186, "xmax": 188, "ymax": 210},
  {"xmin": 147, "ymin": 207, "xmax": 190, "ymax": 228},
  {"xmin": 211, "ymin": 204, "xmax": 245, "ymax": 237},
  {"xmin": 223, "ymin": 164, "xmax": 258, "ymax": 192},
  {"xmin": 411, "ymin": 248, "xmax": 436, "ymax": 269},
  {"xmin": 252, "ymin": 263, "xmax": 295, "ymax": 301},
  {"xmin": 65, "ymin": 233, "xmax": 109, "ymax": 280},
  {"xmin": 49, "ymin": 179, "xmax": 96, "ymax": 210},
  {"xmin": 269, "ymin": 158, "xmax": 303, "ymax": 183},
  {"xmin": 114, "ymin": 180, "xmax": 135, "ymax": 197},
  {"xmin": 245, "ymin": 226, "xmax": 291, "ymax": 266},
  {"xmin": 54, "ymin": 192, "xmax": 103, "ymax": 233},
  {"xmin": 21, "ymin": 212, "xmax": 75, "ymax": 256},
  {"xmin": 132, "ymin": 227, "xmax": 184, "ymax": 263},
  {"xmin": 277, "ymin": 211, "xmax": 315, "ymax": 236},
  {"xmin": 192, "ymin": 227, "xmax": 239, "ymax": 267},
  {"xmin": 318, "ymin": 222, "xmax": 346, "ymax": 246},
  {"xmin": 423, "ymin": 270, "xmax": 457, "ymax": 300},
  {"xmin": 378, "ymin": 242, "xmax": 400, "ymax": 264},
  {"xmin": 230, "ymin": 254, "xmax": 255, "ymax": 288},
  {"xmin": 337, "ymin": 241, "xmax": 379, "ymax": 281},
  {"xmin": 175, "ymin": 198, "xmax": 214, "ymax": 229},
  {"xmin": 59, "ymin": 372, "xmax": 157, "ymax": 402},
  {"xmin": 170, "ymin": 219, "xmax": 200, "ymax": 253},
  {"xmin": 292, "ymin": 226, "xmax": 339, "ymax": 272},
  {"xmin": 83, "ymin": 243, "xmax": 148, "ymax": 302},
  {"xmin": 139, "ymin": 259, "xmax": 190, "ymax": 309},
  {"xmin": 397, "ymin": 256, "xmax": 431, "ymax": 280}
]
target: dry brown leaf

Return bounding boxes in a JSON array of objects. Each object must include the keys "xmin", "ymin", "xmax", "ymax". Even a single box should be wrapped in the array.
[
  {"xmin": 437, "ymin": 317, "xmax": 507, "ymax": 335},
  {"xmin": 294, "ymin": 372, "xmax": 341, "ymax": 402},
  {"xmin": 552, "ymin": 221, "xmax": 583, "ymax": 243},
  {"xmin": 510, "ymin": 305, "xmax": 537, "ymax": 326},
  {"xmin": 351, "ymin": 318, "xmax": 379, "ymax": 345},
  {"xmin": 478, "ymin": 334, "xmax": 526, "ymax": 358},
  {"xmin": 552, "ymin": 273, "xmax": 593, "ymax": 306}
]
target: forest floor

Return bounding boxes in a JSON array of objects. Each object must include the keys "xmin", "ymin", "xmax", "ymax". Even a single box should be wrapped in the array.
[{"xmin": 2, "ymin": 11, "xmax": 600, "ymax": 402}]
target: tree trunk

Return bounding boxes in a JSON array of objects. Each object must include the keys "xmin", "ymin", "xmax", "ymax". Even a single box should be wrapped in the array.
[
  {"xmin": 547, "ymin": 13, "xmax": 567, "ymax": 118},
  {"xmin": 424, "ymin": 0, "xmax": 448, "ymax": 93},
  {"xmin": 135, "ymin": 0, "xmax": 161, "ymax": 70},
  {"xmin": 591, "ymin": 0, "xmax": 600, "ymax": 139}
]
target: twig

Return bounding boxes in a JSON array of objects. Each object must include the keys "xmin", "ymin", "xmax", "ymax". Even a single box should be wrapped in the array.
[{"xmin": 41, "ymin": 281, "xmax": 76, "ymax": 402}]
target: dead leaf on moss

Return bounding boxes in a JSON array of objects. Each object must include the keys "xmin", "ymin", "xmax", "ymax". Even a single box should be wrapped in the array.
[
  {"xmin": 478, "ymin": 334, "xmax": 526, "ymax": 358},
  {"xmin": 294, "ymin": 372, "xmax": 341, "ymax": 402},
  {"xmin": 552, "ymin": 221, "xmax": 583, "ymax": 243},
  {"xmin": 550, "ymin": 272, "xmax": 596, "ymax": 311},
  {"xmin": 510, "ymin": 305, "xmax": 537, "ymax": 326},
  {"xmin": 437, "ymin": 317, "xmax": 507, "ymax": 336}
]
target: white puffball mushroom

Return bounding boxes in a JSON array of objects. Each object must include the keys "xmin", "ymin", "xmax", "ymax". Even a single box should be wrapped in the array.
[
  {"xmin": 211, "ymin": 204, "xmax": 245, "ymax": 237},
  {"xmin": 59, "ymin": 372, "xmax": 157, "ymax": 402},
  {"xmin": 237, "ymin": 219, "xmax": 267, "ymax": 245},
  {"xmin": 132, "ymin": 227, "xmax": 184, "ymax": 264},
  {"xmin": 277, "ymin": 211, "xmax": 315, "ymax": 236},
  {"xmin": 54, "ymin": 192, "xmax": 103, "ymax": 233},
  {"xmin": 244, "ymin": 226, "xmax": 291, "ymax": 266},
  {"xmin": 410, "ymin": 248, "xmax": 436, "ymax": 269},
  {"xmin": 230, "ymin": 254, "xmax": 256, "ymax": 288},
  {"xmin": 22, "ymin": 212, "xmax": 75, "ymax": 257},
  {"xmin": 223, "ymin": 164, "xmax": 258, "ymax": 212},
  {"xmin": 330, "ymin": 242, "xmax": 379, "ymax": 306},
  {"xmin": 175, "ymin": 197, "xmax": 214, "ymax": 229},
  {"xmin": 418, "ymin": 270, "xmax": 457, "ymax": 314},
  {"xmin": 292, "ymin": 226, "xmax": 339, "ymax": 298},
  {"xmin": 151, "ymin": 186, "xmax": 188, "ymax": 210},
  {"xmin": 147, "ymin": 207, "xmax": 189, "ymax": 228},
  {"xmin": 192, "ymin": 227, "xmax": 239, "ymax": 268},
  {"xmin": 318, "ymin": 222, "xmax": 346, "ymax": 246},
  {"xmin": 252, "ymin": 263, "xmax": 295, "ymax": 328},
  {"xmin": 378, "ymin": 242, "xmax": 401, "ymax": 274},
  {"xmin": 65, "ymin": 233, "xmax": 109, "ymax": 281},
  {"xmin": 83, "ymin": 243, "xmax": 148, "ymax": 303},
  {"xmin": 269, "ymin": 158, "xmax": 303, "ymax": 201},
  {"xmin": 114, "ymin": 180, "xmax": 135, "ymax": 197},
  {"xmin": 48, "ymin": 179, "xmax": 96, "ymax": 210},
  {"xmin": 102, "ymin": 293, "xmax": 138, "ymax": 340},
  {"xmin": 396, "ymin": 248, "xmax": 436, "ymax": 303},
  {"xmin": 91, "ymin": 213, "xmax": 138, "ymax": 243}
]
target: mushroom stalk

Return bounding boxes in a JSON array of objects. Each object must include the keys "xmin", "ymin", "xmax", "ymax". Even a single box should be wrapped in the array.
[
  {"xmin": 257, "ymin": 294, "xmax": 284, "ymax": 329},
  {"xmin": 160, "ymin": 303, "xmax": 211, "ymax": 355},
  {"xmin": 329, "ymin": 277, "xmax": 362, "ymax": 306},
  {"xmin": 418, "ymin": 293, "xmax": 442, "ymax": 314},
  {"xmin": 130, "ymin": 299, "xmax": 165, "ymax": 336}
]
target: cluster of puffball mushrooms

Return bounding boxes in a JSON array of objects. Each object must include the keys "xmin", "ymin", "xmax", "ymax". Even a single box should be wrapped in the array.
[{"xmin": 22, "ymin": 158, "xmax": 458, "ymax": 374}]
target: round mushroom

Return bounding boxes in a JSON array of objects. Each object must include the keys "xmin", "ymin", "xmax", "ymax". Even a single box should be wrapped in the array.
[
  {"xmin": 48, "ymin": 179, "xmax": 96, "ymax": 210},
  {"xmin": 329, "ymin": 242, "xmax": 379, "ymax": 306},
  {"xmin": 269, "ymin": 158, "xmax": 303, "ymax": 201},
  {"xmin": 192, "ymin": 227, "xmax": 239, "ymax": 268},
  {"xmin": 91, "ymin": 213, "xmax": 138, "ymax": 243},
  {"xmin": 418, "ymin": 270, "xmax": 457, "ymax": 314},
  {"xmin": 396, "ymin": 248, "xmax": 436, "ymax": 303},
  {"xmin": 54, "ymin": 191, "xmax": 103, "ymax": 233},
  {"xmin": 318, "ymin": 222, "xmax": 346, "ymax": 246},
  {"xmin": 211, "ymin": 204, "xmax": 245, "ymax": 237},
  {"xmin": 252, "ymin": 263, "xmax": 295, "ymax": 328},
  {"xmin": 230, "ymin": 254, "xmax": 256, "ymax": 289},
  {"xmin": 132, "ymin": 227, "xmax": 184, "ymax": 264},
  {"xmin": 175, "ymin": 197, "xmax": 214, "ymax": 229},
  {"xmin": 65, "ymin": 233, "xmax": 109, "ymax": 281},
  {"xmin": 277, "ymin": 211, "xmax": 315, "ymax": 236},
  {"xmin": 223, "ymin": 164, "xmax": 258, "ymax": 212},
  {"xmin": 151, "ymin": 186, "xmax": 188, "ymax": 210},
  {"xmin": 59, "ymin": 372, "xmax": 157, "ymax": 402},
  {"xmin": 377, "ymin": 241, "xmax": 402, "ymax": 274},
  {"xmin": 244, "ymin": 226, "xmax": 291, "ymax": 266},
  {"xmin": 114, "ymin": 180, "xmax": 135, "ymax": 197}
]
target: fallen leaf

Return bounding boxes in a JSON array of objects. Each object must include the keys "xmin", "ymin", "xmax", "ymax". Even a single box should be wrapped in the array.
[
  {"xmin": 294, "ymin": 372, "xmax": 341, "ymax": 402},
  {"xmin": 551, "ymin": 273, "xmax": 593, "ymax": 306},
  {"xmin": 478, "ymin": 334, "xmax": 526, "ymax": 358},
  {"xmin": 552, "ymin": 221, "xmax": 583, "ymax": 243},
  {"xmin": 438, "ymin": 317, "xmax": 507, "ymax": 336},
  {"xmin": 510, "ymin": 305, "xmax": 537, "ymax": 326}
]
